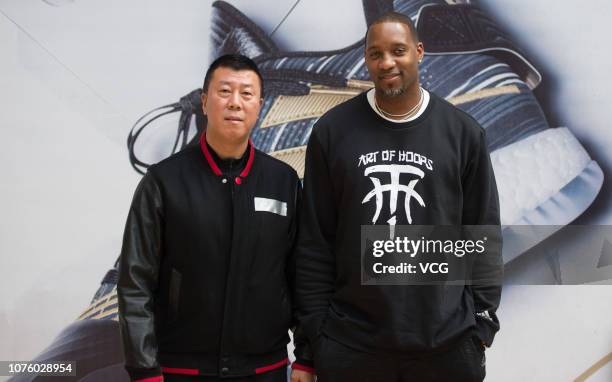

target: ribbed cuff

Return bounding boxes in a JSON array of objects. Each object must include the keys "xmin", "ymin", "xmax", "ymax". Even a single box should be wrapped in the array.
[
  {"xmin": 475, "ymin": 318, "xmax": 498, "ymax": 347},
  {"xmin": 292, "ymin": 360, "xmax": 315, "ymax": 374},
  {"xmin": 303, "ymin": 313, "xmax": 327, "ymax": 345},
  {"xmin": 134, "ymin": 376, "xmax": 163, "ymax": 382}
]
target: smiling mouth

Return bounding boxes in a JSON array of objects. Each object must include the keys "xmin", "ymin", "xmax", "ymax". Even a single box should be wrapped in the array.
[{"xmin": 380, "ymin": 73, "xmax": 401, "ymax": 80}]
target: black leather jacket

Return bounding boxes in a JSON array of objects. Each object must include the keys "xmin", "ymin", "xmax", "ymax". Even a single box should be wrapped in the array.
[{"xmin": 117, "ymin": 139, "xmax": 307, "ymax": 381}]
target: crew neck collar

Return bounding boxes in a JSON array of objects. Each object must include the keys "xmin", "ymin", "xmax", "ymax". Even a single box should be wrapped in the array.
[{"xmin": 366, "ymin": 87, "xmax": 430, "ymax": 124}]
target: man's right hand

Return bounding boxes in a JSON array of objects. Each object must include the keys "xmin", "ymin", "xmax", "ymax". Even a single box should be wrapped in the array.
[{"xmin": 291, "ymin": 369, "xmax": 316, "ymax": 382}]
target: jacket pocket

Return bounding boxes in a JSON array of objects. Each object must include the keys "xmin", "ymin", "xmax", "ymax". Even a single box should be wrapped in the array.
[
  {"xmin": 242, "ymin": 283, "xmax": 292, "ymax": 352},
  {"xmin": 169, "ymin": 268, "xmax": 182, "ymax": 322}
]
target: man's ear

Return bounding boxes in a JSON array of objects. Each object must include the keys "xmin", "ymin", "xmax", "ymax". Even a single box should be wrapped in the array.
[
  {"xmin": 416, "ymin": 42, "xmax": 425, "ymax": 62},
  {"xmin": 201, "ymin": 92, "xmax": 208, "ymax": 115}
]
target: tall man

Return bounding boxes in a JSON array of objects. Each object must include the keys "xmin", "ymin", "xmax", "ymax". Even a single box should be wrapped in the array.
[
  {"xmin": 293, "ymin": 12, "xmax": 502, "ymax": 382},
  {"xmin": 118, "ymin": 54, "xmax": 306, "ymax": 382}
]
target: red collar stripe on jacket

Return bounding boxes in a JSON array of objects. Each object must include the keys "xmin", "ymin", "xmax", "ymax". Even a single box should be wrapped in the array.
[{"xmin": 200, "ymin": 132, "xmax": 254, "ymax": 181}]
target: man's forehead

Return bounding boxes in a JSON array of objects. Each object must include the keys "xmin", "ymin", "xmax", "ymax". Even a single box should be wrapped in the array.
[
  {"xmin": 366, "ymin": 21, "xmax": 415, "ymax": 47},
  {"xmin": 211, "ymin": 67, "xmax": 259, "ymax": 86}
]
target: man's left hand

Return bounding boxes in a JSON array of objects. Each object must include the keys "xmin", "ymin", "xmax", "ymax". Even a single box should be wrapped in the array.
[{"xmin": 291, "ymin": 369, "xmax": 315, "ymax": 382}]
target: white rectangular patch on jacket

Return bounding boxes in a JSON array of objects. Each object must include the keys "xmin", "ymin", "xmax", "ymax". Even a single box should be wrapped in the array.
[{"xmin": 254, "ymin": 197, "xmax": 287, "ymax": 217}]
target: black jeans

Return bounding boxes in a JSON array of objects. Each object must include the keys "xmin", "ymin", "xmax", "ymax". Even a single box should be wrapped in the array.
[
  {"xmin": 162, "ymin": 367, "xmax": 287, "ymax": 382},
  {"xmin": 314, "ymin": 334, "xmax": 486, "ymax": 382}
]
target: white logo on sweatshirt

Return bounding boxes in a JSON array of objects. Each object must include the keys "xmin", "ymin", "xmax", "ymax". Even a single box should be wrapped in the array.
[
  {"xmin": 358, "ymin": 149, "xmax": 433, "ymax": 227},
  {"xmin": 362, "ymin": 164, "xmax": 426, "ymax": 225}
]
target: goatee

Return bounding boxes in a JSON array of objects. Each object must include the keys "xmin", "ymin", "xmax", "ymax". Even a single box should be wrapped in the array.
[{"xmin": 381, "ymin": 87, "xmax": 406, "ymax": 97}]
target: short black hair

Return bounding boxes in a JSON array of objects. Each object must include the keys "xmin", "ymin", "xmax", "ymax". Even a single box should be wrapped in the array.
[
  {"xmin": 202, "ymin": 54, "xmax": 264, "ymax": 96},
  {"xmin": 365, "ymin": 11, "xmax": 419, "ymax": 44}
]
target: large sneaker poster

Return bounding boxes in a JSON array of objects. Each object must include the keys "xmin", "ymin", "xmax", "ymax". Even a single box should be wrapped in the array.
[{"xmin": 0, "ymin": 0, "xmax": 610, "ymax": 381}]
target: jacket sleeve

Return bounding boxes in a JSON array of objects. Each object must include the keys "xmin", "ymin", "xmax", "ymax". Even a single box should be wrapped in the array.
[
  {"xmin": 295, "ymin": 127, "xmax": 337, "ymax": 359},
  {"xmin": 462, "ymin": 129, "xmax": 503, "ymax": 348},
  {"xmin": 287, "ymin": 177, "xmax": 315, "ymax": 372},
  {"xmin": 117, "ymin": 172, "xmax": 165, "ymax": 381}
]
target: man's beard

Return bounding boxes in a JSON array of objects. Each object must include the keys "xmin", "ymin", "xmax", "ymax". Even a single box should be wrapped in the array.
[
  {"xmin": 378, "ymin": 78, "xmax": 409, "ymax": 97},
  {"xmin": 380, "ymin": 86, "xmax": 406, "ymax": 97}
]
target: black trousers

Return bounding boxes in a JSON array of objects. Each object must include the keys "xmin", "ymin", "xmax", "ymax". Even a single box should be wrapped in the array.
[
  {"xmin": 314, "ymin": 334, "xmax": 486, "ymax": 382},
  {"xmin": 163, "ymin": 367, "xmax": 287, "ymax": 382}
]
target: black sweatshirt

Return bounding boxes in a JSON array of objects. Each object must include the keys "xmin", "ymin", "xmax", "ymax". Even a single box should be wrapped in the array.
[{"xmin": 295, "ymin": 91, "xmax": 502, "ymax": 358}]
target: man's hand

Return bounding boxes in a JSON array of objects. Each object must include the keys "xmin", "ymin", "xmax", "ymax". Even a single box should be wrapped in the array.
[{"xmin": 291, "ymin": 369, "xmax": 315, "ymax": 382}]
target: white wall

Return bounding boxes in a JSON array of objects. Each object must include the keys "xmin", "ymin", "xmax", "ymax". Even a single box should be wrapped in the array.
[
  {"xmin": 0, "ymin": 0, "xmax": 209, "ymax": 363},
  {"xmin": 0, "ymin": 1, "xmax": 610, "ymax": 381}
]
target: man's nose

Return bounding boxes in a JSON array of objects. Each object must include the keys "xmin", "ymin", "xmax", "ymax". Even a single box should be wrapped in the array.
[
  {"xmin": 379, "ymin": 53, "xmax": 395, "ymax": 71},
  {"xmin": 227, "ymin": 91, "xmax": 241, "ymax": 110}
]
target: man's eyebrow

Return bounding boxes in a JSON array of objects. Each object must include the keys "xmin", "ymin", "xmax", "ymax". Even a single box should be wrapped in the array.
[
  {"xmin": 217, "ymin": 80, "xmax": 255, "ymax": 87},
  {"xmin": 366, "ymin": 42, "xmax": 408, "ymax": 51}
]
